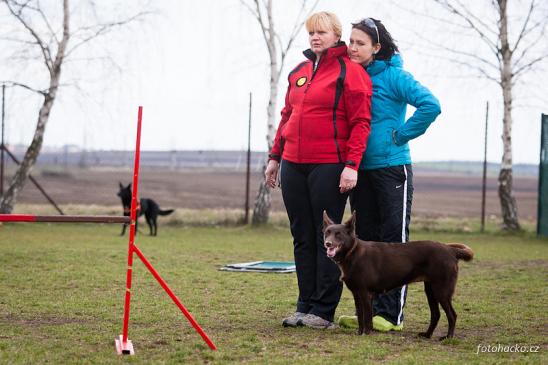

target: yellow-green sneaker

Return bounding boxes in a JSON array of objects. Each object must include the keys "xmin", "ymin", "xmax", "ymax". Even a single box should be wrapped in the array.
[
  {"xmin": 373, "ymin": 316, "xmax": 403, "ymax": 332},
  {"xmin": 337, "ymin": 315, "xmax": 358, "ymax": 329}
]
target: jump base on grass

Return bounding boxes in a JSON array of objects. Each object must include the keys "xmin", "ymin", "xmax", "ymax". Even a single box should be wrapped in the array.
[
  {"xmin": 220, "ymin": 261, "xmax": 296, "ymax": 273},
  {"xmin": 115, "ymin": 335, "xmax": 134, "ymax": 355}
]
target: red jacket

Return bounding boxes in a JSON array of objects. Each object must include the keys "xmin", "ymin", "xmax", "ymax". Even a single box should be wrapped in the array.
[{"xmin": 269, "ymin": 43, "xmax": 372, "ymax": 170}]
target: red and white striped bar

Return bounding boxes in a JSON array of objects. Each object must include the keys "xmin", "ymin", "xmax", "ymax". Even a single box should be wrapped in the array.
[{"xmin": 0, "ymin": 214, "xmax": 129, "ymax": 224}]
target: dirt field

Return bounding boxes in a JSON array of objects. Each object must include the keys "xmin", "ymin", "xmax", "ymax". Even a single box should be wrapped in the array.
[{"xmin": 9, "ymin": 166, "xmax": 538, "ymax": 220}]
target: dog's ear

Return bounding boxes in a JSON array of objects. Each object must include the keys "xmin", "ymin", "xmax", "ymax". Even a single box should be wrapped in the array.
[
  {"xmin": 119, "ymin": 182, "xmax": 124, "ymax": 190},
  {"xmin": 323, "ymin": 210, "xmax": 334, "ymax": 232},
  {"xmin": 127, "ymin": 183, "xmax": 132, "ymax": 190},
  {"xmin": 344, "ymin": 211, "xmax": 356, "ymax": 234}
]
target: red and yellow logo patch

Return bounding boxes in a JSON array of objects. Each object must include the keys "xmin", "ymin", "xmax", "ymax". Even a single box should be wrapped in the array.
[{"xmin": 296, "ymin": 76, "xmax": 307, "ymax": 87}]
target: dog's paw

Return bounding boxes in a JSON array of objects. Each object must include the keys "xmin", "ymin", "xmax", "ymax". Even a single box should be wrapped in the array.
[
  {"xmin": 438, "ymin": 335, "xmax": 453, "ymax": 341},
  {"xmin": 418, "ymin": 332, "xmax": 432, "ymax": 338}
]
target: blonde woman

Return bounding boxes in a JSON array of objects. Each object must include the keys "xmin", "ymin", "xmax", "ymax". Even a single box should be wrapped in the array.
[{"xmin": 265, "ymin": 12, "xmax": 372, "ymax": 329}]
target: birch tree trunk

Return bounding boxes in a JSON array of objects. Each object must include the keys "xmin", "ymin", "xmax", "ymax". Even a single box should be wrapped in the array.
[
  {"xmin": 252, "ymin": 5, "xmax": 279, "ymax": 224},
  {"xmin": 497, "ymin": 0, "xmax": 520, "ymax": 230}
]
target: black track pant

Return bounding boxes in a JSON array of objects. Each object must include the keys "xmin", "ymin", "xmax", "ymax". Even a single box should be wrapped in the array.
[
  {"xmin": 280, "ymin": 160, "xmax": 348, "ymax": 322},
  {"xmin": 350, "ymin": 164, "xmax": 413, "ymax": 325}
]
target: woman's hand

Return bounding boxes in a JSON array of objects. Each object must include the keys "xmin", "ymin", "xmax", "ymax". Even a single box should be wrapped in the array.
[
  {"xmin": 339, "ymin": 166, "xmax": 357, "ymax": 193},
  {"xmin": 265, "ymin": 160, "xmax": 280, "ymax": 188}
]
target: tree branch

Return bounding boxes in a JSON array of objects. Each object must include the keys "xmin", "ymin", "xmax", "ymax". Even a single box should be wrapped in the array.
[
  {"xmin": 50, "ymin": 0, "xmax": 69, "ymax": 76},
  {"xmin": 279, "ymin": 0, "xmax": 318, "ymax": 74},
  {"xmin": 452, "ymin": 0, "xmax": 499, "ymax": 37},
  {"xmin": 2, "ymin": 80, "xmax": 47, "ymax": 95},
  {"xmin": 283, "ymin": 0, "xmax": 307, "ymax": 59},
  {"xmin": 265, "ymin": 0, "xmax": 276, "ymax": 59},
  {"xmin": 0, "ymin": 35, "xmax": 36, "ymax": 46},
  {"xmin": 387, "ymin": 1, "xmax": 474, "ymax": 31},
  {"xmin": 36, "ymin": 0, "xmax": 59, "ymax": 44},
  {"xmin": 513, "ymin": 53, "xmax": 548, "ymax": 81},
  {"xmin": 66, "ymin": 11, "xmax": 150, "ymax": 57},
  {"xmin": 3, "ymin": 0, "xmax": 54, "ymax": 73},
  {"xmin": 240, "ymin": 0, "xmax": 270, "ymax": 52},
  {"xmin": 512, "ymin": 23, "xmax": 547, "ymax": 70},
  {"xmin": 405, "ymin": 24, "xmax": 501, "ymax": 72},
  {"xmin": 240, "ymin": 0, "xmax": 259, "ymax": 18},
  {"xmin": 432, "ymin": 0, "xmax": 501, "ymax": 60},
  {"xmin": 510, "ymin": 0, "xmax": 535, "ymax": 54},
  {"xmin": 420, "ymin": 49, "xmax": 501, "ymax": 84},
  {"xmin": 282, "ymin": 0, "xmax": 318, "ymax": 57}
]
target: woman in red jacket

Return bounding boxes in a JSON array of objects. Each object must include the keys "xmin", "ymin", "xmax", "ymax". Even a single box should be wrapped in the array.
[{"xmin": 265, "ymin": 11, "xmax": 372, "ymax": 329}]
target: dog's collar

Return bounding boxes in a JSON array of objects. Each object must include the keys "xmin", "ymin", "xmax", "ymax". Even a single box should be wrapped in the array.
[
  {"xmin": 331, "ymin": 238, "xmax": 358, "ymax": 264},
  {"xmin": 344, "ymin": 238, "xmax": 358, "ymax": 261}
]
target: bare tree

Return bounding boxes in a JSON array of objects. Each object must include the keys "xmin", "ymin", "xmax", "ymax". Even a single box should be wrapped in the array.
[
  {"xmin": 241, "ymin": 0, "xmax": 318, "ymax": 224},
  {"xmin": 407, "ymin": 0, "xmax": 548, "ymax": 230},
  {"xmin": 0, "ymin": 0, "xmax": 148, "ymax": 213}
]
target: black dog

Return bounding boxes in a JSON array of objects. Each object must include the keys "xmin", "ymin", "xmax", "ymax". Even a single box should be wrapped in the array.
[
  {"xmin": 323, "ymin": 211, "xmax": 473, "ymax": 339},
  {"xmin": 117, "ymin": 182, "xmax": 174, "ymax": 236}
]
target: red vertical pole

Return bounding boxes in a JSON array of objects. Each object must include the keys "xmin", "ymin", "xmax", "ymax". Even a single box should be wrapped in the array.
[
  {"xmin": 116, "ymin": 106, "xmax": 216, "ymax": 354},
  {"xmin": 119, "ymin": 106, "xmax": 143, "ymax": 352}
]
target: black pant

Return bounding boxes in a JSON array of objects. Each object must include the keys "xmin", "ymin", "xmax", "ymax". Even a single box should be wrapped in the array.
[
  {"xmin": 280, "ymin": 160, "xmax": 347, "ymax": 322},
  {"xmin": 350, "ymin": 164, "xmax": 413, "ymax": 325}
]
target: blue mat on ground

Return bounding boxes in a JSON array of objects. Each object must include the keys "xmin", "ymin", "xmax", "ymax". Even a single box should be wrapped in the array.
[{"xmin": 220, "ymin": 261, "xmax": 296, "ymax": 273}]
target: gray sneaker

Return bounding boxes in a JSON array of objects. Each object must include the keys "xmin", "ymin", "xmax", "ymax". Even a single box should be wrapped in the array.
[
  {"xmin": 297, "ymin": 314, "xmax": 336, "ymax": 329},
  {"xmin": 282, "ymin": 312, "xmax": 306, "ymax": 327}
]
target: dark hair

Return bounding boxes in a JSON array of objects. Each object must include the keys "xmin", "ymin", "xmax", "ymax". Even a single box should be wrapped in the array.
[{"xmin": 352, "ymin": 18, "xmax": 399, "ymax": 60}]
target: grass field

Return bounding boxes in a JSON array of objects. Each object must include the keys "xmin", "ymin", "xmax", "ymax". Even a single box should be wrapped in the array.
[{"xmin": 0, "ymin": 223, "xmax": 546, "ymax": 364}]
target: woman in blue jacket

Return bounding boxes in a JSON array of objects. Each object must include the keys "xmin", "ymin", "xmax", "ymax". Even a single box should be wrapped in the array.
[{"xmin": 339, "ymin": 18, "xmax": 441, "ymax": 332}]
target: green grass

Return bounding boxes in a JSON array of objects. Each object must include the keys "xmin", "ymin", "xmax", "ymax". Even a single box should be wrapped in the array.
[{"xmin": 0, "ymin": 223, "xmax": 546, "ymax": 364}]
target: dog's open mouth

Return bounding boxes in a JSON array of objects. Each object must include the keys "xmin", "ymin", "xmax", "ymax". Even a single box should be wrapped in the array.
[{"xmin": 326, "ymin": 246, "xmax": 338, "ymax": 258}]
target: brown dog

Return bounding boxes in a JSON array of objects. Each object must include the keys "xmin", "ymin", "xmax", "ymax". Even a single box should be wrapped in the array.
[{"xmin": 323, "ymin": 211, "xmax": 473, "ymax": 339}]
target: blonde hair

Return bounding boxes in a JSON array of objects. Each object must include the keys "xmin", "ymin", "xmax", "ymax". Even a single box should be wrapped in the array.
[{"xmin": 305, "ymin": 12, "xmax": 342, "ymax": 39}]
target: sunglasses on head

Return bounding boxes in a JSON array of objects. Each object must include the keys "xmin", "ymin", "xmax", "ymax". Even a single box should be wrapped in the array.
[{"xmin": 359, "ymin": 18, "xmax": 379, "ymax": 44}]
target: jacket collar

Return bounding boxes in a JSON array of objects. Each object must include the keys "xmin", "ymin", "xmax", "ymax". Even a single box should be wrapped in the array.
[
  {"xmin": 365, "ymin": 54, "xmax": 403, "ymax": 76},
  {"xmin": 303, "ymin": 41, "xmax": 347, "ymax": 63}
]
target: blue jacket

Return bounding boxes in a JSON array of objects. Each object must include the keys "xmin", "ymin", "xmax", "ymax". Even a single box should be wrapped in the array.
[{"xmin": 360, "ymin": 54, "xmax": 441, "ymax": 170}]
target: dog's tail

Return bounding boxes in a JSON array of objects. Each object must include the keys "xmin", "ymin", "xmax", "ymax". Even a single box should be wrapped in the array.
[
  {"xmin": 448, "ymin": 243, "xmax": 474, "ymax": 261},
  {"xmin": 158, "ymin": 209, "xmax": 175, "ymax": 216}
]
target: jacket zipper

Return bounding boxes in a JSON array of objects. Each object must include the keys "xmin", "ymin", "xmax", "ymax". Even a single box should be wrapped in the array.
[{"xmin": 305, "ymin": 57, "xmax": 323, "ymax": 93}]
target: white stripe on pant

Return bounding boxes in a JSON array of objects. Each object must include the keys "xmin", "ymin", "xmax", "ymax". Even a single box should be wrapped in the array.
[{"xmin": 397, "ymin": 165, "xmax": 408, "ymax": 325}]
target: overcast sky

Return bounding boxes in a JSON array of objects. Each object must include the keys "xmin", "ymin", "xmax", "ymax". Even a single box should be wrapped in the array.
[{"xmin": 1, "ymin": 0, "xmax": 547, "ymax": 163}]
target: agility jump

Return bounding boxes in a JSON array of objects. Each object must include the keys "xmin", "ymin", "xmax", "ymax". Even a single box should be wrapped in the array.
[{"xmin": 0, "ymin": 106, "xmax": 216, "ymax": 355}]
